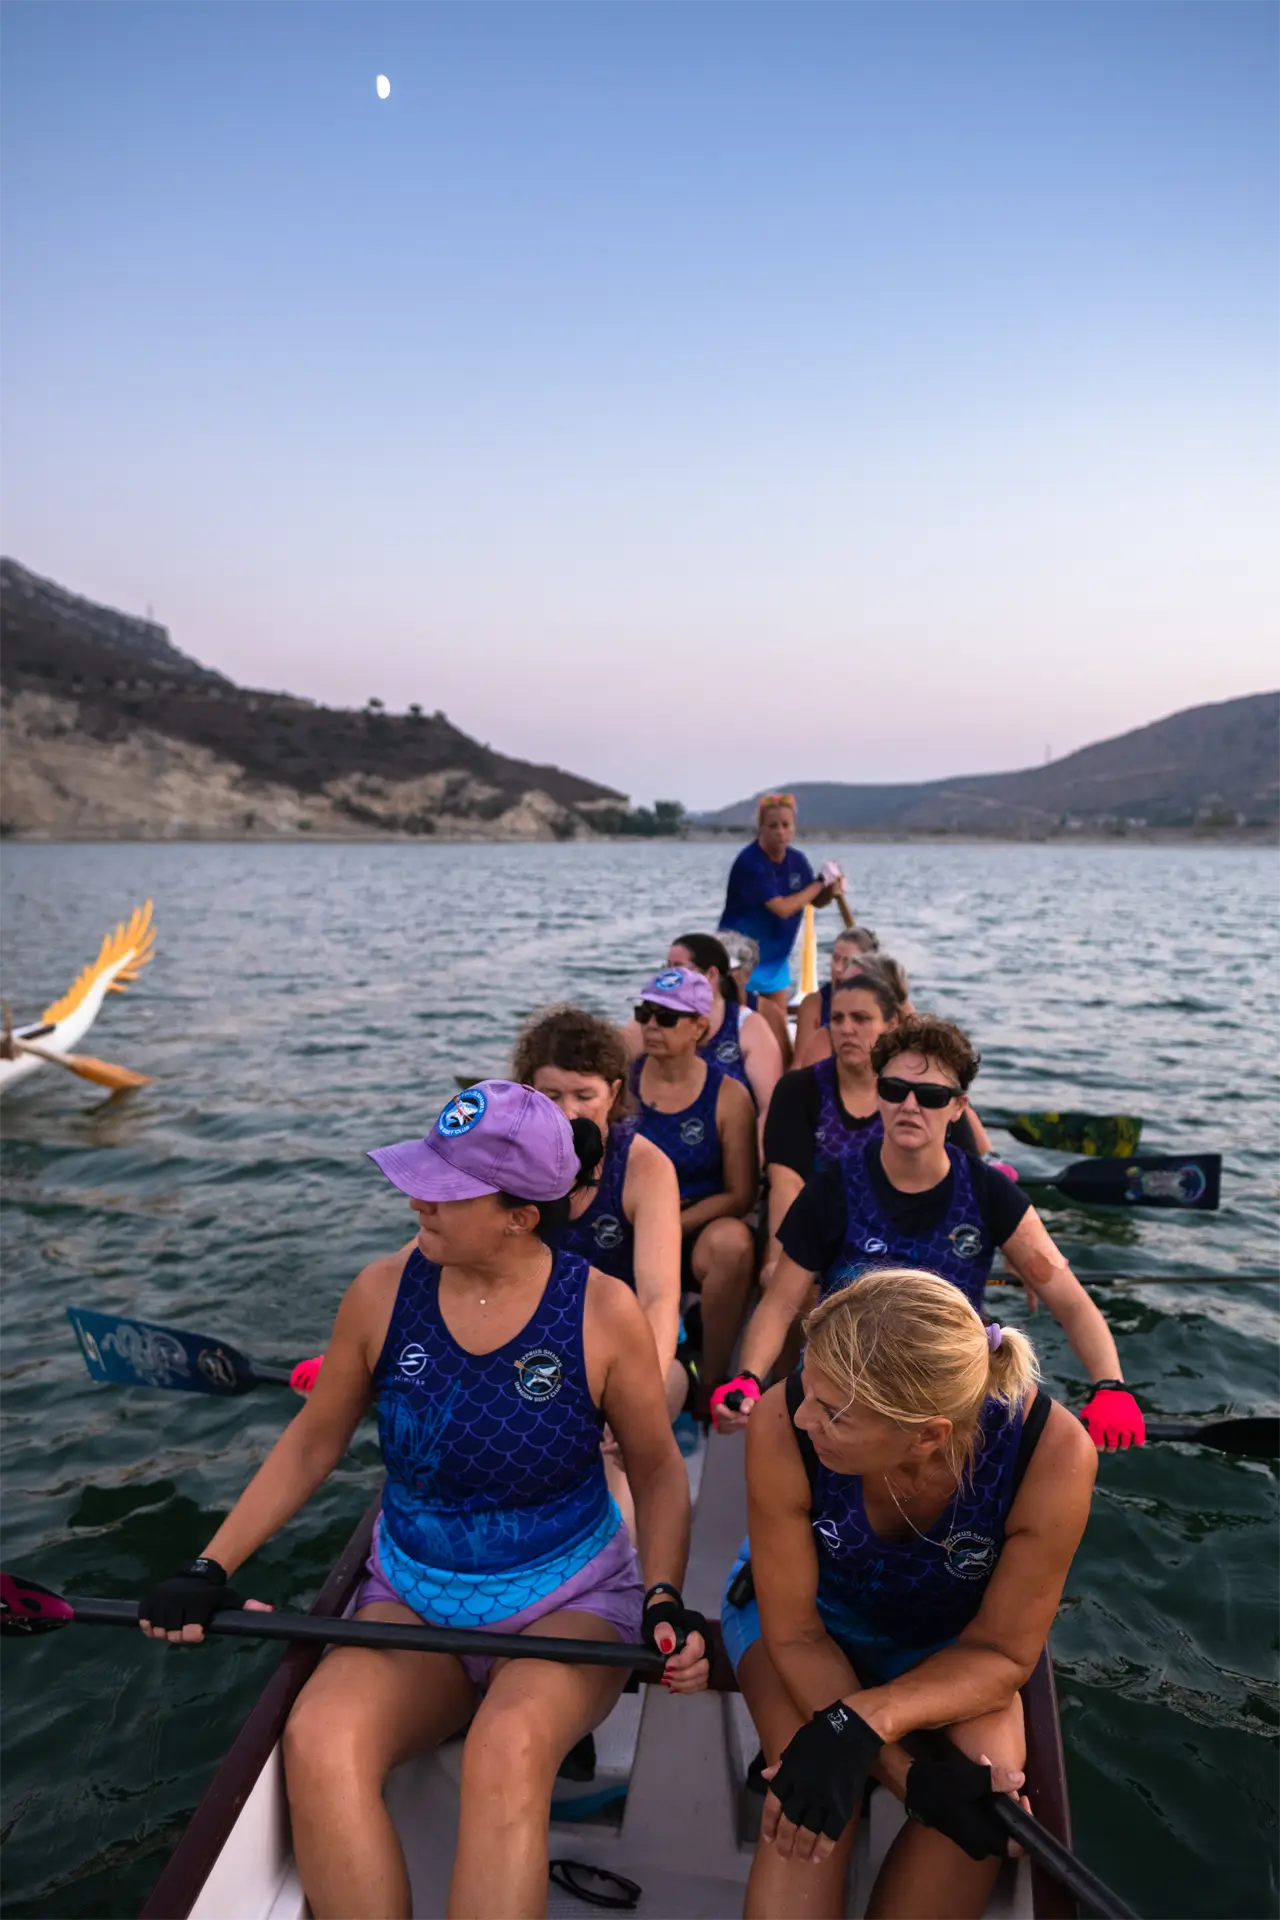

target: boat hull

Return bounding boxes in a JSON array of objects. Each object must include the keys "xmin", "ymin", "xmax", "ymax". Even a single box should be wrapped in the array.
[{"xmin": 144, "ymin": 1433, "xmax": 1074, "ymax": 1920}]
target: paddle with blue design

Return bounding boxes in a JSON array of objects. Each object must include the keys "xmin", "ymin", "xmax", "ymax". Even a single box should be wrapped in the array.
[{"xmin": 66, "ymin": 1306, "xmax": 295, "ymax": 1396}]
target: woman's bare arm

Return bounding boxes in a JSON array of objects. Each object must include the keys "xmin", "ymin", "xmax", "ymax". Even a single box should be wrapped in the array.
[
  {"xmin": 625, "ymin": 1135, "xmax": 682, "ymax": 1378},
  {"xmin": 678, "ymin": 1076, "xmax": 759, "ymax": 1231},
  {"xmin": 198, "ymin": 1257, "xmax": 398, "ymax": 1575}
]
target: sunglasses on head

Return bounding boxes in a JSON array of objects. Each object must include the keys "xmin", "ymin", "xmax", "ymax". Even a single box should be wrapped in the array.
[
  {"xmin": 877, "ymin": 1074, "xmax": 960, "ymax": 1110},
  {"xmin": 635, "ymin": 1002, "xmax": 693, "ymax": 1028}
]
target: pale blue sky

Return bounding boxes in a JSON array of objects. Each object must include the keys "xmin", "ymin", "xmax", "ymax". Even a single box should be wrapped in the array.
[{"xmin": 2, "ymin": 2, "xmax": 1275, "ymax": 807}]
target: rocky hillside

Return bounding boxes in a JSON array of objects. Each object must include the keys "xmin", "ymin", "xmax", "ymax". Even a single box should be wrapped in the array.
[
  {"xmin": 0, "ymin": 559, "xmax": 631, "ymax": 840},
  {"xmin": 701, "ymin": 692, "xmax": 1279, "ymax": 835}
]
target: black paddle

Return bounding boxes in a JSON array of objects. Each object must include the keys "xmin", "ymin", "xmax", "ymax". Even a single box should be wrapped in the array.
[
  {"xmin": 989, "ymin": 1269, "xmax": 1278, "ymax": 1286},
  {"xmin": 1143, "ymin": 1417, "xmax": 1279, "ymax": 1457},
  {"xmin": 0, "ymin": 1573, "xmax": 667, "ymax": 1673},
  {"xmin": 1018, "ymin": 1152, "xmax": 1220, "ymax": 1211},
  {"xmin": 994, "ymin": 1799, "xmax": 1138, "ymax": 1918}
]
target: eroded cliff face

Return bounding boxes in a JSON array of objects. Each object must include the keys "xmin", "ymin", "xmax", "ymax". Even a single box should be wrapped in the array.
[{"xmin": 0, "ymin": 690, "xmax": 593, "ymax": 841}]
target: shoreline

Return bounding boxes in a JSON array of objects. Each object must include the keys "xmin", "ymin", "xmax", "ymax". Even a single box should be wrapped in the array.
[{"xmin": 2, "ymin": 827, "xmax": 1275, "ymax": 849}]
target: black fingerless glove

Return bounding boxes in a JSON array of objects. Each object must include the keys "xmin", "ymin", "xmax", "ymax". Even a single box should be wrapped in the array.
[
  {"xmin": 140, "ymin": 1557, "xmax": 244, "ymax": 1633},
  {"xmin": 641, "ymin": 1584, "xmax": 709, "ymax": 1657},
  {"xmin": 905, "ymin": 1749, "xmax": 1009, "ymax": 1861},
  {"xmin": 771, "ymin": 1700, "xmax": 883, "ymax": 1841}
]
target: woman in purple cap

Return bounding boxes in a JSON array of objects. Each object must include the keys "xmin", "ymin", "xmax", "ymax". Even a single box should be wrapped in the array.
[
  {"xmin": 137, "ymin": 1080, "xmax": 707, "ymax": 1920},
  {"xmin": 631, "ymin": 966, "xmax": 758, "ymax": 1388}
]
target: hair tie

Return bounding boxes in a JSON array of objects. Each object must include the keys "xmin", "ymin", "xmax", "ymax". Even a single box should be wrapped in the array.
[{"xmin": 986, "ymin": 1323, "xmax": 1003, "ymax": 1352}]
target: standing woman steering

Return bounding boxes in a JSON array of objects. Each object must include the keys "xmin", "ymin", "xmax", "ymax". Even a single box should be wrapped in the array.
[
  {"xmin": 138, "ymin": 1082, "xmax": 706, "ymax": 1920},
  {"xmin": 718, "ymin": 793, "xmax": 844, "ymax": 1010}
]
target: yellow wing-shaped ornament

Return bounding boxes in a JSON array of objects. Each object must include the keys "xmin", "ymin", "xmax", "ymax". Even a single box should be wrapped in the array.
[{"xmin": 0, "ymin": 901, "xmax": 156, "ymax": 1095}]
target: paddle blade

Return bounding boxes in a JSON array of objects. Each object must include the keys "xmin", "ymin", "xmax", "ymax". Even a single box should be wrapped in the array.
[
  {"xmin": 1, "ymin": 1573, "xmax": 74, "ymax": 1635},
  {"xmin": 67, "ymin": 1307, "xmax": 262, "ymax": 1395},
  {"xmin": 1145, "ymin": 1417, "xmax": 1280, "ymax": 1458},
  {"xmin": 14, "ymin": 1040, "xmax": 151, "ymax": 1091},
  {"xmin": 1047, "ymin": 1153, "xmax": 1221, "ymax": 1211},
  {"xmin": 1006, "ymin": 1111, "xmax": 1143, "ymax": 1158}
]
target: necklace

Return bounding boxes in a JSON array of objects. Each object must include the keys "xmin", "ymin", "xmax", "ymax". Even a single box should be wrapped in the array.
[{"xmin": 881, "ymin": 1468, "xmax": 960, "ymax": 1547}]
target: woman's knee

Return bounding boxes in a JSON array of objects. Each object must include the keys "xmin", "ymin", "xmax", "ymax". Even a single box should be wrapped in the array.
[
  {"xmin": 697, "ymin": 1217, "xmax": 754, "ymax": 1271},
  {"xmin": 460, "ymin": 1700, "xmax": 559, "ymax": 1821},
  {"xmin": 284, "ymin": 1681, "xmax": 366, "ymax": 1795}
]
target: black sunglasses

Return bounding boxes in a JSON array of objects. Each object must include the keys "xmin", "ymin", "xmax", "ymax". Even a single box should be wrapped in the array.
[
  {"xmin": 635, "ymin": 1002, "xmax": 694, "ymax": 1028},
  {"xmin": 877, "ymin": 1074, "xmax": 960, "ymax": 1110}
]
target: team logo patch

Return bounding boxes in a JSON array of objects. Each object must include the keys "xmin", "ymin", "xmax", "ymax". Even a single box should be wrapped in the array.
[
  {"xmin": 398, "ymin": 1342, "xmax": 429, "ymax": 1376},
  {"xmin": 949, "ymin": 1223, "xmax": 984, "ymax": 1261},
  {"xmin": 437, "ymin": 1088, "xmax": 487, "ymax": 1137},
  {"xmin": 513, "ymin": 1348, "xmax": 564, "ymax": 1403},
  {"xmin": 197, "ymin": 1348, "xmax": 237, "ymax": 1391},
  {"xmin": 943, "ymin": 1531, "xmax": 997, "ymax": 1580},
  {"xmin": 680, "ymin": 1118, "xmax": 706, "ymax": 1147},
  {"xmin": 789, "ymin": 873, "xmax": 802, "ymax": 890},
  {"xmin": 862, "ymin": 1237, "xmax": 889, "ymax": 1256},
  {"xmin": 1125, "ymin": 1162, "xmax": 1206, "ymax": 1205},
  {"xmin": 715, "ymin": 1040, "xmax": 740, "ymax": 1064},
  {"xmin": 652, "ymin": 968, "xmax": 684, "ymax": 990},
  {"xmin": 592, "ymin": 1214, "xmax": 625, "ymax": 1252}
]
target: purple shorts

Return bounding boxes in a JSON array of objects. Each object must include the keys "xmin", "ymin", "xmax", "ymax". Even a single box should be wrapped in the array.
[{"xmin": 353, "ymin": 1520, "xmax": 644, "ymax": 1693}]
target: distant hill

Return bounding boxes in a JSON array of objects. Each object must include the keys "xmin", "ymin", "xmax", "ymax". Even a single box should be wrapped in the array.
[
  {"xmin": 0, "ymin": 558, "xmax": 636, "ymax": 840},
  {"xmin": 699, "ymin": 693, "xmax": 1279, "ymax": 835}
]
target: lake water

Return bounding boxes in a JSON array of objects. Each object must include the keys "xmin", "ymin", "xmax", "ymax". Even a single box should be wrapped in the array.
[{"xmin": 1, "ymin": 840, "xmax": 1277, "ymax": 1918}]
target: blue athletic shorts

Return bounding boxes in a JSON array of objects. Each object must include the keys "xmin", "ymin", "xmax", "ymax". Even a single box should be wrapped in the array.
[
  {"xmin": 747, "ymin": 954, "xmax": 792, "ymax": 995},
  {"xmin": 719, "ymin": 1539, "xmax": 954, "ymax": 1686}
]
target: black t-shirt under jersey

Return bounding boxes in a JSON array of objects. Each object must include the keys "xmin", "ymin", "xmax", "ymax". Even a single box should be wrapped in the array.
[
  {"xmin": 779, "ymin": 1139, "xmax": 1031, "ymax": 1274},
  {"xmin": 764, "ymin": 1065, "xmax": 980, "ymax": 1181}
]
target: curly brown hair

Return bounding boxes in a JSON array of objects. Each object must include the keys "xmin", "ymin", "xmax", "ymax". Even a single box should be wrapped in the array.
[
  {"xmin": 511, "ymin": 1006, "xmax": 633, "ymax": 1120},
  {"xmin": 870, "ymin": 1013, "xmax": 980, "ymax": 1091}
]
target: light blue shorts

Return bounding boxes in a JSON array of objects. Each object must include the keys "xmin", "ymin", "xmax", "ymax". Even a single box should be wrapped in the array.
[
  {"xmin": 747, "ymin": 954, "xmax": 793, "ymax": 995},
  {"xmin": 719, "ymin": 1540, "xmax": 953, "ymax": 1686}
]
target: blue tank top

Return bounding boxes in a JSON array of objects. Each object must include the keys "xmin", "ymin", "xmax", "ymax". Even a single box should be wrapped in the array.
[
  {"xmin": 558, "ymin": 1119, "xmax": 637, "ymax": 1288},
  {"xmin": 374, "ymin": 1247, "xmax": 618, "ymax": 1624},
  {"xmin": 818, "ymin": 981, "xmax": 832, "ymax": 1029},
  {"xmin": 823, "ymin": 1141, "xmax": 995, "ymax": 1310},
  {"xmin": 809, "ymin": 1392, "xmax": 1031, "ymax": 1650},
  {"xmin": 812, "ymin": 1057, "xmax": 882, "ymax": 1165},
  {"xmin": 698, "ymin": 999, "xmax": 752, "ymax": 1097},
  {"xmin": 633, "ymin": 1059, "xmax": 725, "ymax": 1205}
]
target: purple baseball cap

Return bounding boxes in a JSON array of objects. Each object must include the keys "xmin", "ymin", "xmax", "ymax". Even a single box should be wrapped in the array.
[
  {"xmin": 368, "ymin": 1080, "xmax": 578, "ymax": 1203},
  {"xmin": 638, "ymin": 966, "xmax": 714, "ymax": 1017}
]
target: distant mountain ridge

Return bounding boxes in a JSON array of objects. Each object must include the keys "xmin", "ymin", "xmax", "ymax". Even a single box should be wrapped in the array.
[
  {"xmin": 0, "ymin": 557, "xmax": 633, "ymax": 840},
  {"xmin": 699, "ymin": 693, "xmax": 1279, "ymax": 834}
]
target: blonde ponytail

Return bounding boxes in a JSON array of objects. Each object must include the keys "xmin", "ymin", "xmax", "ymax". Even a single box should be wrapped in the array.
[{"xmin": 803, "ymin": 1269, "xmax": 1041, "ymax": 1479}]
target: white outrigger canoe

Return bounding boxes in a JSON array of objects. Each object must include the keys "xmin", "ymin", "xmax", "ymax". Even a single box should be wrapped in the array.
[
  {"xmin": 140, "ymin": 1427, "xmax": 1074, "ymax": 1920},
  {"xmin": 0, "ymin": 902, "xmax": 155, "ymax": 1096}
]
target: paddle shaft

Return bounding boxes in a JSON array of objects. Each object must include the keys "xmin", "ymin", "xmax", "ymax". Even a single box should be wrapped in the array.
[
  {"xmin": 59, "ymin": 1596, "xmax": 666, "ymax": 1672},
  {"xmin": 995, "ymin": 1799, "xmax": 1138, "ymax": 1918},
  {"xmin": 990, "ymin": 1271, "xmax": 1278, "ymax": 1286}
]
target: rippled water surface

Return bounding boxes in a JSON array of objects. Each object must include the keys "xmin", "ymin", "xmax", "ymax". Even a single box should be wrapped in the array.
[{"xmin": 1, "ymin": 841, "xmax": 1277, "ymax": 1918}]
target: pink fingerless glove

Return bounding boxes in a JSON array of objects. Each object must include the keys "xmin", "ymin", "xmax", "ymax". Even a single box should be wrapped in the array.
[
  {"xmin": 709, "ymin": 1372, "xmax": 761, "ymax": 1427},
  {"xmin": 1080, "ymin": 1384, "xmax": 1145, "ymax": 1449},
  {"xmin": 290, "ymin": 1356, "xmax": 324, "ymax": 1396}
]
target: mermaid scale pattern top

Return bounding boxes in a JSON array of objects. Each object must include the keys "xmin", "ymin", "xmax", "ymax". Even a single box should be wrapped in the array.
[
  {"xmin": 374, "ymin": 1246, "xmax": 619, "ymax": 1624},
  {"xmin": 697, "ymin": 1000, "xmax": 751, "ymax": 1095},
  {"xmin": 813, "ymin": 1395, "xmax": 1028, "ymax": 1648},
  {"xmin": 559, "ymin": 1118, "xmax": 637, "ymax": 1288},
  {"xmin": 632, "ymin": 1058, "xmax": 725, "ymax": 1205},
  {"xmin": 824, "ymin": 1141, "xmax": 995, "ymax": 1309},
  {"xmin": 812, "ymin": 1056, "xmax": 882, "ymax": 1164}
]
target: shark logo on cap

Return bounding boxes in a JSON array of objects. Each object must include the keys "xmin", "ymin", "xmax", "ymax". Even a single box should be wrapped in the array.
[
  {"xmin": 438, "ymin": 1088, "xmax": 487, "ymax": 1138},
  {"xmin": 653, "ymin": 968, "xmax": 684, "ymax": 990}
]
